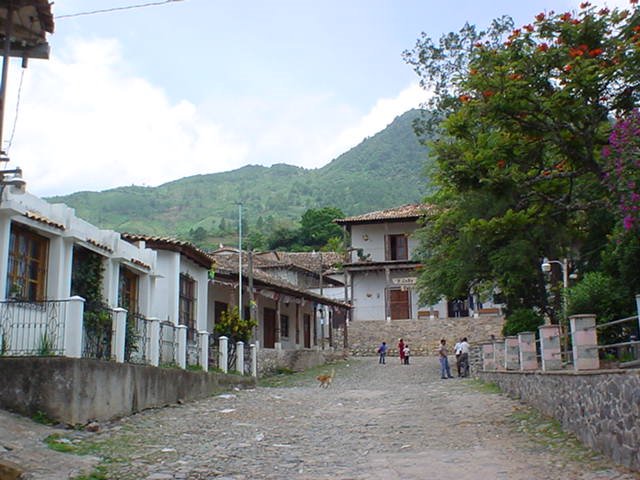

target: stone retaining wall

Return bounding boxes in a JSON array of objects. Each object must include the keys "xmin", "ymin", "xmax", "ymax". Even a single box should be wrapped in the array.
[
  {"xmin": 478, "ymin": 369, "xmax": 640, "ymax": 472},
  {"xmin": 348, "ymin": 316, "xmax": 504, "ymax": 357},
  {"xmin": 258, "ymin": 349, "xmax": 347, "ymax": 376},
  {"xmin": 0, "ymin": 357, "xmax": 255, "ymax": 425}
]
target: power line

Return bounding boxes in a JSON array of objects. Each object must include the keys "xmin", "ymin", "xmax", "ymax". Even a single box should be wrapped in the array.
[
  {"xmin": 55, "ymin": 0, "xmax": 185, "ymax": 20},
  {"xmin": 5, "ymin": 68, "xmax": 26, "ymax": 155}
]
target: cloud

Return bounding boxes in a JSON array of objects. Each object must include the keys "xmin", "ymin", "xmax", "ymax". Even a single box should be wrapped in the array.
[{"xmin": 7, "ymin": 37, "xmax": 249, "ymax": 197}]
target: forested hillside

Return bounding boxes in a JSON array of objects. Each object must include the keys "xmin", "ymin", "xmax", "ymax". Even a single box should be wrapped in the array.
[{"xmin": 47, "ymin": 109, "xmax": 432, "ymax": 248}]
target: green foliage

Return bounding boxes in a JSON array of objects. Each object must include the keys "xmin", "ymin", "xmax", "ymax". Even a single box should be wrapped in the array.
[
  {"xmin": 213, "ymin": 306, "xmax": 257, "ymax": 343},
  {"xmin": 33, "ymin": 410, "xmax": 55, "ymax": 425},
  {"xmin": 266, "ymin": 207, "xmax": 345, "ymax": 251},
  {"xmin": 406, "ymin": 5, "xmax": 640, "ymax": 316},
  {"xmin": 502, "ymin": 309, "xmax": 544, "ymax": 337},
  {"xmin": 46, "ymin": 110, "xmax": 431, "ymax": 249},
  {"xmin": 567, "ymin": 272, "xmax": 631, "ymax": 324},
  {"xmin": 38, "ymin": 331, "xmax": 55, "ymax": 356}
]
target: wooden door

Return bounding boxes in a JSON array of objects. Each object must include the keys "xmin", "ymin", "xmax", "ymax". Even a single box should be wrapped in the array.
[
  {"xmin": 263, "ymin": 307, "xmax": 277, "ymax": 348},
  {"xmin": 388, "ymin": 289, "xmax": 410, "ymax": 320}
]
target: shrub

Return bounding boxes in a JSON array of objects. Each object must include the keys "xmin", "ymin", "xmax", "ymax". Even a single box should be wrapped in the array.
[{"xmin": 502, "ymin": 308, "xmax": 544, "ymax": 336}]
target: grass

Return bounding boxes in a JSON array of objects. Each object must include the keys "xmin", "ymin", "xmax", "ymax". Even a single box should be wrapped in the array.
[
  {"xmin": 258, "ymin": 360, "xmax": 347, "ymax": 388},
  {"xmin": 466, "ymin": 378, "xmax": 502, "ymax": 394},
  {"xmin": 32, "ymin": 410, "xmax": 55, "ymax": 425}
]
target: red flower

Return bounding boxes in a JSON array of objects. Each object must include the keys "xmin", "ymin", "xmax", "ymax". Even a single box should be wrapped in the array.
[
  {"xmin": 482, "ymin": 90, "xmax": 494, "ymax": 98},
  {"xmin": 578, "ymin": 44, "xmax": 589, "ymax": 52},
  {"xmin": 511, "ymin": 29, "xmax": 521, "ymax": 38},
  {"xmin": 589, "ymin": 48, "xmax": 603, "ymax": 57},
  {"xmin": 535, "ymin": 13, "xmax": 545, "ymax": 22},
  {"xmin": 508, "ymin": 73, "xmax": 523, "ymax": 80},
  {"xmin": 580, "ymin": 2, "xmax": 591, "ymax": 7},
  {"xmin": 469, "ymin": 68, "xmax": 478, "ymax": 75},
  {"xmin": 537, "ymin": 43, "xmax": 549, "ymax": 52},
  {"xmin": 459, "ymin": 94, "xmax": 471, "ymax": 103},
  {"xmin": 634, "ymin": 25, "xmax": 640, "ymax": 32},
  {"xmin": 631, "ymin": 0, "xmax": 638, "ymax": 5},
  {"xmin": 599, "ymin": 8, "xmax": 610, "ymax": 15},
  {"xmin": 563, "ymin": 64, "xmax": 573, "ymax": 72},
  {"xmin": 571, "ymin": 19, "xmax": 581, "ymax": 25},
  {"xmin": 474, "ymin": 42, "xmax": 484, "ymax": 48},
  {"xmin": 497, "ymin": 160, "xmax": 506, "ymax": 169},
  {"xmin": 524, "ymin": 24, "xmax": 534, "ymax": 32},
  {"xmin": 560, "ymin": 12, "xmax": 572, "ymax": 21},
  {"xmin": 569, "ymin": 47, "xmax": 584, "ymax": 57}
]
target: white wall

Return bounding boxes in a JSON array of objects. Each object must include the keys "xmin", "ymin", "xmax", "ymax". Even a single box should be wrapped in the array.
[{"xmin": 349, "ymin": 221, "xmax": 419, "ymax": 262}]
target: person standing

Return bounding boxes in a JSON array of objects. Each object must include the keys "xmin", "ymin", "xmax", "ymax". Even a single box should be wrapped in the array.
[
  {"xmin": 459, "ymin": 337, "xmax": 470, "ymax": 377},
  {"xmin": 438, "ymin": 338, "xmax": 454, "ymax": 379},
  {"xmin": 454, "ymin": 338, "xmax": 463, "ymax": 377},
  {"xmin": 403, "ymin": 344, "xmax": 410, "ymax": 365},
  {"xmin": 398, "ymin": 338, "xmax": 405, "ymax": 364},
  {"xmin": 377, "ymin": 341, "xmax": 388, "ymax": 364}
]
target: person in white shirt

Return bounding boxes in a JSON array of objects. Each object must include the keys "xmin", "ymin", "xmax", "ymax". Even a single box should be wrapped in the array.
[
  {"xmin": 459, "ymin": 337, "xmax": 470, "ymax": 377},
  {"xmin": 454, "ymin": 339, "xmax": 463, "ymax": 377}
]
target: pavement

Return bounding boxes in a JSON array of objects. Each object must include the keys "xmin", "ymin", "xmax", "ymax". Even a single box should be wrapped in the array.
[{"xmin": 1, "ymin": 356, "xmax": 639, "ymax": 479}]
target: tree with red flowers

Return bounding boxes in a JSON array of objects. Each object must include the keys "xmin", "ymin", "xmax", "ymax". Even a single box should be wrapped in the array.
[{"xmin": 404, "ymin": 3, "xmax": 640, "ymax": 321}]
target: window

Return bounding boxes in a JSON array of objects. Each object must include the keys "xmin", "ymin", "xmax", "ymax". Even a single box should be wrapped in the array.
[
  {"xmin": 118, "ymin": 267, "xmax": 139, "ymax": 313},
  {"xmin": 280, "ymin": 314, "xmax": 290, "ymax": 338},
  {"xmin": 386, "ymin": 234, "xmax": 408, "ymax": 261},
  {"xmin": 179, "ymin": 274, "xmax": 197, "ymax": 339},
  {"xmin": 6, "ymin": 224, "xmax": 48, "ymax": 301}
]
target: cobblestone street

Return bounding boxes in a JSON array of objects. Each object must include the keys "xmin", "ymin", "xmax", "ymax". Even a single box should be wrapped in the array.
[{"xmin": 2, "ymin": 356, "xmax": 639, "ymax": 480}]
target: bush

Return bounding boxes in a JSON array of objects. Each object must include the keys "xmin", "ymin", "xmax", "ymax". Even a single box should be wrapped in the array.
[
  {"xmin": 502, "ymin": 308, "xmax": 544, "ymax": 336},
  {"xmin": 566, "ymin": 272, "xmax": 630, "ymax": 325}
]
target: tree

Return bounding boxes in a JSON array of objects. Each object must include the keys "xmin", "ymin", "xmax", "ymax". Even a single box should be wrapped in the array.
[
  {"xmin": 405, "ymin": 4, "xmax": 640, "ymax": 319},
  {"xmin": 298, "ymin": 207, "xmax": 345, "ymax": 250}
]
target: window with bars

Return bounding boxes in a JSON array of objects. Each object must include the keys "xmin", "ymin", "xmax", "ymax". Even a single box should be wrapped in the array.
[
  {"xmin": 179, "ymin": 273, "xmax": 197, "ymax": 339},
  {"xmin": 280, "ymin": 314, "xmax": 290, "ymax": 339},
  {"xmin": 118, "ymin": 267, "xmax": 139, "ymax": 313},
  {"xmin": 6, "ymin": 224, "xmax": 49, "ymax": 301}
]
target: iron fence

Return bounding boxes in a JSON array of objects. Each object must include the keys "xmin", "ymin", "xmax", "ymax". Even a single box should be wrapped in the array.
[
  {"xmin": 0, "ymin": 299, "xmax": 69, "ymax": 356},
  {"xmin": 159, "ymin": 320, "xmax": 178, "ymax": 366},
  {"xmin": 126, "ymin": 313, "xmax": 152, "ymax": 364},
  {"xmin": 82, "ymin": 302, "xmax": 114, "ymax": 360}
]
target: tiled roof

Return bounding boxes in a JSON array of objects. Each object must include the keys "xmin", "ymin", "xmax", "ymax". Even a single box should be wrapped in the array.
[
  {"xmin": 334, "ymin": 204, "xmax": 430, "ymax": 225},
  {"xmin": 24, "ymin": 211, "xmax": 65, "ymax": 230},
  {"xmin": 122, "ymin": 233, "xmax": 214, "ymax": 269},
  {"xmin": 254, "ymin": 251, "xmax": 343, "ymax": 273},
  {"xmin": 211, "ymin": 252, "xmax": 349, "ymax": 308}
]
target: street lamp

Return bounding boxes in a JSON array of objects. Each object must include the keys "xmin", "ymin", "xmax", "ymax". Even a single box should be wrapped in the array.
[
  {"xmin": 237, "ymin": 202, "xmax": 243, "ymax": 322},
  {"xmin": 541, "ymin": 257, "xmax": 569, "ymax": 322}
]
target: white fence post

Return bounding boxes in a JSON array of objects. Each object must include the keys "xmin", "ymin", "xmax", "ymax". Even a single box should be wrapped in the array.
[
  {"xmin": 64, "ymin": 296, "xmax": 85, "ymax": 358},
  {"xmin": 148, "ymin": 318, "xmax": 160, "ymax": 367},
  {"xmin": 219, "ymin": 336, "xmax": 228, "ymax": 373},
  {"xmin": 518, "ymin": 332, "xmax": 538, "ymax": 371},
  {"xmin": 570, "ymin": 314, "xmax": 599, "ymax": 371},
  {"xmin": 199, "ymin": 330, "xmax": 209, "ymax": 372},
  {"xmin": 504, "ymin": 336, "xmax": 520, "ymax": 370},
  {"xmin": 176, "ymin": 325, "xmax": 187, "ymax": 369},
  {"xmin": 236, "ymin": 341, "xmax": 244, "ymax": 375},
  {"xmin": 251, "ymin": 343, "xmax": 257, "ymax": 377},
  {"xmin": 539, "ymin": 324, "xmax": 562, "ymax": 371},
  {"xmin": 112, "ymin": 307, "xmax": 127, "ymax": 363}
]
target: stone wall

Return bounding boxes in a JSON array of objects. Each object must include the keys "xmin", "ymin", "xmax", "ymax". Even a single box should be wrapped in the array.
[
  {"xmin": 347, "ymin": 316, "xmax": 505, "ymax": 356},
  {"xmin": 0, "ymin": 357, "xmax": 255, "ymax": 425},
  {"xmin": 478, "ymin": 369, "xmax": 640, "ymax": 472},
  {"xmin": 257, "ymin": 349, "xmax": 347, "ymax": 376}
]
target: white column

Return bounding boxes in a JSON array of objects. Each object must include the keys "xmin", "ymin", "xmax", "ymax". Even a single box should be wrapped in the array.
[
  {"xmin": 63, "ymin": 296, "xmax": 85, "ymax": 358},
  {"xmin": 236, "ymin": 341, "xmax": 244, "ymax": 375},
  {"xmin": 148, "ymin": 317, "xmax": 160, "ymax": 367},
  {"xmin": 112, "ymin": 307, "xmax": 127, "ymax": 363},
  {"xmin": 250, "ymin": 343, "xmax": 257, "ymax": 377},
  {"xmin": 199, "ymin": 330, "xmax": 209, "ymax": 372},
  {"xmin": 219, "ymin": 336, "xmax": 228, "ymax": 373},
  {"xmin": 539, "ymin": 324, "xmax": 562, "ymax": 371},
  {"xmin": 176, "ymin": 324, "xmax": 187, "ymax": 369},
  {"xmin": 570, "ymin": 314, "xmax": 599, "ymax": 371},
  {"xmin": 0, "ymin": 214, "xmax": 12, "ymax": 299}
]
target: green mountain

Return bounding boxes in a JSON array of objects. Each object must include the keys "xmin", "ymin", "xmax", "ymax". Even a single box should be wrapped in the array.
[{"xmin": 47, "ymin": 109, "xmax": 432, "ymax": 247}]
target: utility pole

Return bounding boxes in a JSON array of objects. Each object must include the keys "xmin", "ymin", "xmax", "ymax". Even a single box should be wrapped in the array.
[{"xmin": 237, "ymin": 202, "xmax": 243, "ymax": 322}]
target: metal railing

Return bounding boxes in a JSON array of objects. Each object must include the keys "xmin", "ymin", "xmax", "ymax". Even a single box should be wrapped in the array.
[
  {"xmin": 159, "ymin": 320, "xmax": 178, "ymax": 366},
  {"xmin": 595, "ymin": 315, "xmax": 640, "ymax": 364},
  {"xmin": 126, "ymin": 313, "xmax": 152, "ymax": 364},
  {"xmin": 0, "ymin": 299, "xmax": 69, "ymax": 356},
  {"xmin": 82, "ymin": 302, "xmax": 114, "ymax": 360}
]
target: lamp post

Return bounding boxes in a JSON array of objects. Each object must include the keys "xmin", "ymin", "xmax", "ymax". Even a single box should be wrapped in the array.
[
  {"xmin": 541, "ymin": 257, "xmax": 570, "ymax": 337},
  {"xmin": 237, "ymin": 202, "xmax": 243, "ymax": 322}
]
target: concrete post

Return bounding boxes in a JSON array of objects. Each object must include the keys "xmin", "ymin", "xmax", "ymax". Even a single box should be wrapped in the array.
[
  {"xmin": 63, "ymin": 296, "xmax": 85, "ymax": 358},
  {"xmin": 219, "ymin": 336, "xmax": 228, "ymax": 373},
  {"xmin": 518, "ymin": 332, "xmax": 538, "ymax": 371},
  {"xmin": 148, "ymin": 318, "xmax": 160, "ymax": 367},
  {"xmin": 504, "ymin": 336, "xmax": 520, "ymax": 370},
  {"xmin": 570, "ymin": 314, "xmax": 600, "ymax": 371},
  {"xmin": 492, "ymin": 340, "xmax": 505, "ymax": 370},
  {"xmin": 112, "ymin": 307, "xmax": 127, "ymax": 363},
  {"xmin": 250, "ymin": 343, "xmax": 257, "ymax": 377},
  {"xmin": 199, "ymin": 330, "xmax": 209, "ymax": 372},
  {"xmin": 176, "ymin": 325, "xmax": 187, "ymax": 369},
  {"xmin": 481, "ymin": 342, "xmax": 495, "ymax": 371},
  {"xmin": 236, "ymin": 341, "xmax": 244, "ymax": 375},
  {"xmin": 539, "ymin": 324, "xmax": 562, "ymax": 371}
]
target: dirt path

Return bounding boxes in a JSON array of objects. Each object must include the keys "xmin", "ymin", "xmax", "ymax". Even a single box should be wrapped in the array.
[{"xmin": 1, "ymin": 356, "xmax": 638, "ymax": 479}]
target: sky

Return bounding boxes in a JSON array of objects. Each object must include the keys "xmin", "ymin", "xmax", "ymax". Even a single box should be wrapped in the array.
[{"xmin": 0, "ymin": 0, "xmax": 630, "ymax": 197}]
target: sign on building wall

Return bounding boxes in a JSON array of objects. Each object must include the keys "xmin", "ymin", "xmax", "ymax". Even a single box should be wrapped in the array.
[{"xmin": 391, "ymin": 277, "xmax": 416, "ymax": 286}]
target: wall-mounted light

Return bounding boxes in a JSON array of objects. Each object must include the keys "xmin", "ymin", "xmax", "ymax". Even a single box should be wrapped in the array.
[
  {"xmin": 362, "ymin": 234, "xmax": 369, "ymax": 241},
  {"xmin": 0, "ymin": 163, "xmax": 26, "ymax": 196}
]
